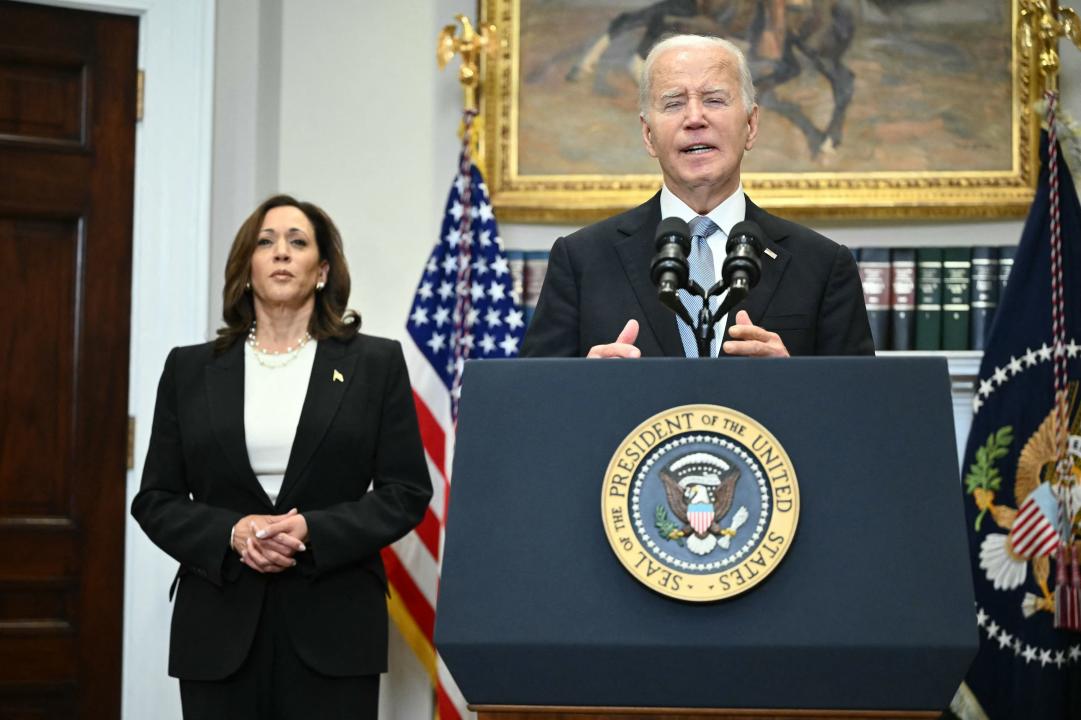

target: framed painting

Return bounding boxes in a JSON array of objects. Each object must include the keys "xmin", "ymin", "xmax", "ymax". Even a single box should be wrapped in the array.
[{"xmin": 479, "ymin": 0, "xmax": 1039, "ymax": 222}]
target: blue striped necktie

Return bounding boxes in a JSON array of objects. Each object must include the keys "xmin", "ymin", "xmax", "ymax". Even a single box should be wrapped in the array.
[{"xmin": 677, "ymin": 216, "xmax": 721, "ymax": 357}]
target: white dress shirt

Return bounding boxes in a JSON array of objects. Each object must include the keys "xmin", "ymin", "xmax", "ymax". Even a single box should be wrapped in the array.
[{"xmin": 659, "ymin": 185, "xmax": 748, "ymax": 353}]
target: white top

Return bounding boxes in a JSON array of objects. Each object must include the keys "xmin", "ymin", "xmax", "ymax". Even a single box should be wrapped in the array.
[
  {"xmin": 660, "ymin": 184, "xmax": 747, "ymax": 353},
  {"xmin": 244, "ymin": 340, "xmax": 317, "ymax": 504}
]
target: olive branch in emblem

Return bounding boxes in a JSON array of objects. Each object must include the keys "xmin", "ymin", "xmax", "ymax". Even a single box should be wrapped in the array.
[
  {"xmin": 654, "ymin": 505, "xmax": 686, "ymax": 546},
  {"xmin": 965, "ymin": 425, "xmax": 1014, "ymax": 532}
]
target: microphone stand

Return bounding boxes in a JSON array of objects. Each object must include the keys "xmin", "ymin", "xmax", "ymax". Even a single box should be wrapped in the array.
[{"xmin": 657, "ymin": 281, "xmax": 749, "ymax": 358}]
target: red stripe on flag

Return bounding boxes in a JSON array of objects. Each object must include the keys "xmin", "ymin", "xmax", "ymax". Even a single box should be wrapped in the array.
[
  {"xmin": 1014, "ymin": 529, "xmax": 1052, "ymax": 557},
  {"xmin": 382, "ymin": 548, "xmax": 435, "ymax": 642},
  {"xmin": 1015, "ymin": 501, "xmax": 1039, "ymax": 524},
  {"xmin": 413, "ymin": 389, "xmax": 446, "ymax": 476},
  {"xmin": 415, "ymin": 507, "xmax": 441, "ymax": 561},
  {"xmin": 1013, "ymin": 516, "xmax": 1051, "ymax": 545},
  {"xmin": 1009, "ymin": 501, "xmax": 1054, "ymax": 557},
  {"xmin": 437, "ymin": 683, "xmax": 463, "ymax": 720},
  {"xmin": 1012, "ymin": 517, "xmax": 1043, "ymax": 550},
  {"xmin": 1016, "ymin": 532, "xmax": 1058, "ymax": 559},
  {"xmin": 1031, "ymin": 533, "xmax": 1060, "ymax": 558},
  {"xmin": 1014, "ymin": 502, "xmax": 1041, "ymax": 529}
]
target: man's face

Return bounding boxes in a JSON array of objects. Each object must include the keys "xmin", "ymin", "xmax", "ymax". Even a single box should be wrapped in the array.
[{"xmin": 640, "ymin": 45, "xmax": 759, "ymax": 207}]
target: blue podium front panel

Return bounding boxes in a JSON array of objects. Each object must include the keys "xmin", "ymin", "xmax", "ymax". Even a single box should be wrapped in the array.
[{"xmin": 435, "ymin": 358, "xmax": 976, "ymax": 711}]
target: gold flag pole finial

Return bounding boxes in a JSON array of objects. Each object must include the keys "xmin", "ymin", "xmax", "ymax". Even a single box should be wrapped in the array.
[
  {"xmin": 437, "ymin": 15, "xmax": 498, "ymax": 163},
  {"xmin": 1021, "ymin": 0, "xmax": 1081, "ymax": 96},
  {"xmin": 437, "ymin": 15, "xmax": 496, "ymax": 112}
]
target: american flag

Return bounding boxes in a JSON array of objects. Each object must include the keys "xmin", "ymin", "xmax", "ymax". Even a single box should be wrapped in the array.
[{"xmin": 382, "ymin": 112, "xmax": 525, "ymax": 720}]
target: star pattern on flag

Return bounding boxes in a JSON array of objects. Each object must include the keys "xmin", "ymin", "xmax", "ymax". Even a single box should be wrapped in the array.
[
  {"xmin": 971, "ymin": 338, "xmax": 1081, "ymax": 413},
  {"xmin": 406, "ymin": 155, "xmax": 526, "ymax": 414},
  {"xmin": 976, "ymin": 603, "xmax": 1081, "ymax": 667}
]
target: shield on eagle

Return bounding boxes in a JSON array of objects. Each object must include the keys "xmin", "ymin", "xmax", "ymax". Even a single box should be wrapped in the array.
[{"xmin": 659, "ymin": 451, "xmax": 742, "ymax": 556}]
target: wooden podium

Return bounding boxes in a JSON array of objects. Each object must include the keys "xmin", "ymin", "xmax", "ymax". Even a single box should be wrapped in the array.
[{"xmin": 436, "ymin": 358, "xmax": 976, "ymax": 717}]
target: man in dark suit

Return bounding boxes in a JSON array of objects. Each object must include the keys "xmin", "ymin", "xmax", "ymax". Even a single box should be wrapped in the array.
[{"xmin": 521, "ymin": 34, "xmax": 873, "ymax": 359}]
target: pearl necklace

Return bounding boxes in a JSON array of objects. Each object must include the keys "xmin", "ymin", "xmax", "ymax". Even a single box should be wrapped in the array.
[{"xmin": 247, "ymin": 322, "xmax": 312, "ymax": 369}]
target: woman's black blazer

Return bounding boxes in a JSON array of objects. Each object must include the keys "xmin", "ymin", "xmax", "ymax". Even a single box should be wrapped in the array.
[{"xmin": 131, "ymin": 333, "xmax": 432, "ymax": 681}]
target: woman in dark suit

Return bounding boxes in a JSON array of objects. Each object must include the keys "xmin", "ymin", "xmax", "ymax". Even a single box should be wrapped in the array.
[{"xmin": 132, "ymin": 194, "xmax": 432, "ymax": 719}]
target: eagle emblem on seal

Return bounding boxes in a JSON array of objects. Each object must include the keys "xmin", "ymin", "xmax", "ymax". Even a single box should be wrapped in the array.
[
  {"xmin": 972, "ymin": 382, "xmax": 1081, "ymax": 618},
  {"xmin": 658, "ymin": 452, "xmax": 749, "ymax": 556}
]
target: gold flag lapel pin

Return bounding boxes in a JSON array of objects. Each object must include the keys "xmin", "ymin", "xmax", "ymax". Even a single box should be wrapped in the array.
[{"xmin": 333, "ymin": 369, "xmax": 344, "ymax": 383}]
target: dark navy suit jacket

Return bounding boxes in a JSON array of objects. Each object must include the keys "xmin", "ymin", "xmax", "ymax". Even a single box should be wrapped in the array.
[{"xmin": 521, "ymin": 193, "xmax": 874, "ymax": 357}]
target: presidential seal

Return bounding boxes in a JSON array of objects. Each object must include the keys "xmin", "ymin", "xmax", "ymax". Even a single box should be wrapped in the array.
[{"xmin": 601, "ymin": 404, "xmax": 799, "ymax": 602}]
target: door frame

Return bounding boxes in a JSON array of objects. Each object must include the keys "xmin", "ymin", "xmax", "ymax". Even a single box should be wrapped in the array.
[{"xmin": 25, "ymin": 1, "xmax": 214, "ymax": 717}]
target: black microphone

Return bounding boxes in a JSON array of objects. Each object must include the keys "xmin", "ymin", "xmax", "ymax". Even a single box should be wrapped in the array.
[
  {"xmin": 722, "ymin": 220, "xmax": 764, "ymax": 294},
  {"xmin": 650, "ymin": 217, "xmax": 692, "ymax": 297}
]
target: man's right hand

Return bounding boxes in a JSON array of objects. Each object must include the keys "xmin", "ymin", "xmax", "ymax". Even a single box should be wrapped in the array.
[{"xmin": 587, "ymin": 319, "xmax": 641, "ymax": 358}]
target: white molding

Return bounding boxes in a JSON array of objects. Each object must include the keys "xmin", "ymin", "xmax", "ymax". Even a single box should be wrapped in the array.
[
  {"xmin": 876, "ymin": 350, "xmax": 982, "ymax": 385},
  {"xmin": 26, "ymin": 1, "xmax": 216, "ymax": 718}
]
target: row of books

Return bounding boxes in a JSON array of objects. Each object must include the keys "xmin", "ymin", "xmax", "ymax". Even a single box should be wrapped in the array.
[
  {"xmin": 506, "ymin": 250, "xmax": 549, "ymax": 329},
  {"xmin": 507, "ymin": 245, "xmax": 1014, "ymax": 353},
  {"xmin": 855, "ymin": 246, "xmax": 1017, "ymax": 352}
]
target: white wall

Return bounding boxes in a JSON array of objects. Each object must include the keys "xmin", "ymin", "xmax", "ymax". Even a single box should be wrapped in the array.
[
  {"xmin": 207, "ymin": 0, "xmax": 281, "ymax": 333},
  {"xmin": 210, "ymin": 0, "xmax": 468, "ymax": 341}
]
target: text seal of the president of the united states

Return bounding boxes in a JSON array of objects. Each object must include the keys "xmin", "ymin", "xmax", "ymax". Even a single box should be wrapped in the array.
[{"xmin": 601, "ymin": 404, "xmax": 800, "ymax": 602}]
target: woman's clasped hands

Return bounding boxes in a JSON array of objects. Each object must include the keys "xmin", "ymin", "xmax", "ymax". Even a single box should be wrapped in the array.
[{"xmin": 231, "ymin": 508, "xmax": 310, "ymax": 573}]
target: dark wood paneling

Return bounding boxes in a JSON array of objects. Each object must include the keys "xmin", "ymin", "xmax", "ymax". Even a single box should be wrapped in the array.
[
  {"xmin": 0, "ymin": 219, "xmax": 78, "ymax": 516},
  {"xmin": 0, "ymin": 689, "xmax": 77, "ymax": 720},
  {"xmin": 0, "ymin": 57, "xmax": 86, "ymax": 146},
  {"xmin": 0, "ymin": 1, "xmax": 136, "ymax": 717},
  {"xmin": 0, "ymin": 583, "xmax": 72, "ymax": 623},
  {"xmin": 0, "ymin": 522, "xmax": 78, "ymax": 579},
  {"xmin": 0, "ymin": 633, "xmax": 76, "ymax": 686}
]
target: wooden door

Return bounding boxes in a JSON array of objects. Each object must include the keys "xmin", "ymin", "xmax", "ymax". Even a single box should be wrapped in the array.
[{"xmin": 0, "ymin": 2, "xmax": 137, "ymax": 717}]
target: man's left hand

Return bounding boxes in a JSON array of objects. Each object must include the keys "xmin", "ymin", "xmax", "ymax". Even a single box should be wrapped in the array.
[{"xmin": 722, "ymin": 310, "xmax": 790, "ymax": 357}]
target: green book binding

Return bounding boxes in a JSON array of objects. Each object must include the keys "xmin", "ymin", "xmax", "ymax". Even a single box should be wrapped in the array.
[
  {"xmin": 942, "ymin": 247, "xmax": 972, "ymax": 350},
  {"xmin": 915, "ymin": 248, "xmax": 944, "ymax": 350}
]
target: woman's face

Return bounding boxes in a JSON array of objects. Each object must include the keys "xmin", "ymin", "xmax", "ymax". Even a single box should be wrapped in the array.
[{"xmin": 249, "ymin": 205, "xmax": 328, "ymax": 313}]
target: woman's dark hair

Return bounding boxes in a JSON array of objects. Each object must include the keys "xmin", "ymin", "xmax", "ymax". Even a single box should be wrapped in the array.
[{"xmin": 214, "ymin": 194, "xmax": 360, "ymax": 352}]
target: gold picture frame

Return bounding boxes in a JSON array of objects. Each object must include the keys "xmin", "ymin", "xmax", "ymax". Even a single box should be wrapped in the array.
[{"xmin": 479, "ymin": 0, "xmax": 1038, "ymax": 223}]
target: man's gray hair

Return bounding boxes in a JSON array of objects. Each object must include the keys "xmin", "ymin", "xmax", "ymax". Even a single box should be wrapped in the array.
[{"xmin": 638, "ymin": 35, "xmax": 756, "ymax": 118}]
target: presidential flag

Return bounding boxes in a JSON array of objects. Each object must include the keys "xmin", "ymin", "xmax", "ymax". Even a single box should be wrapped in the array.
[
  {"xmin": 952, "ymin": 126, "xmax": 1081, "ymax": 719},
  {"xmin": 382, "ymin": 111, "xmax": 525, "ymax": 720}
]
